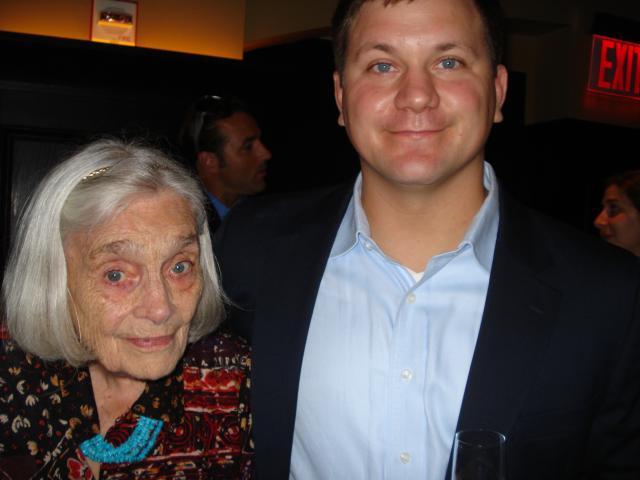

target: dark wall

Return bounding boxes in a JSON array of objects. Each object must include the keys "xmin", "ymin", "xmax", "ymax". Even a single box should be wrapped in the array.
[
  {"xmin": 489, "ymin": 119, "xmax": 640, "ymax": 233},
  {"xmin": 243, "ymin": 39, "xmax": 360, "ymax": 193},
  {"xmin": 0, "ymin": 34, "xmax": 356, "ymax": 191},
  {"xmin": 0, "ymin": 33, "xmax": 353, "ymax": 272}
]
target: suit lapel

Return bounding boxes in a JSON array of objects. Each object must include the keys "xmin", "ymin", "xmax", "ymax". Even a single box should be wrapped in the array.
[
  {"xmin": 251, "ymin": 185, "xmax": 352, "ymax": 478},
  {"xmin": 452, "ymin": 194, "xmax": 562, "ymax": 470}
]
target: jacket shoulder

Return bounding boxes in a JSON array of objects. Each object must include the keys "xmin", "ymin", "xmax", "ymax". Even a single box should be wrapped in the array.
[
  {"xmin": 500, "ymin": 194, "xmax": 638, "ymax": 278},
  {"xmin": 227, "ymin": 184, "xmax": 352, "ymax": 226},
  {"xmin": 214, "ymin": 183, "xmax": 352, "ymax": 254}
]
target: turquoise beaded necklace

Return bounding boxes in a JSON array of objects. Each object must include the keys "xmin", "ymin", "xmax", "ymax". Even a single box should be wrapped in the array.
[{"xmin": 79, "ymin": 415, "xmax": 163, "ymax": 464}]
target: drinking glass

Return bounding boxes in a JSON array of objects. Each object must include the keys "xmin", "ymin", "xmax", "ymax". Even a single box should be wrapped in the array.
[{"xmin": 451, "ymin": 429, "xmax": 506, "ymax": 480}]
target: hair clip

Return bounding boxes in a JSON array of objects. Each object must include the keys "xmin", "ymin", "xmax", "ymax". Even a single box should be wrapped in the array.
[{"xmin": 81, "ymin": 166, "xmax": 110, "ymax": 181}]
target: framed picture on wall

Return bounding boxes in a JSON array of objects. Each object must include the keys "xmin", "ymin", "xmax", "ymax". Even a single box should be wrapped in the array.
[{"xmin": 91, "ymin": 0, "xmax": 138, "ymax": 46}]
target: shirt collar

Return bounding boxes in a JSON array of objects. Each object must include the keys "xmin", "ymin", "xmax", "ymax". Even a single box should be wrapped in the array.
[
  {"xmin": 206, "ymin": 191, "xmax": 231, "ymax": 219},
  {"xmin": 461, "ymin": 162, "xmax": 500, "ymax": 271},
  {"xmin": 330, "ymin": 178, "xmax": 364, "ymax": 257},
  {"xmin": 330, "ymin": 162, "xmax": 500, "ymax": 271}
]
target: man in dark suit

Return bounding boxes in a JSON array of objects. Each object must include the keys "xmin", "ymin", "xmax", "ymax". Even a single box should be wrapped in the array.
[
  {"xmin": 215, "ymin": 0, "xmax": 640, "ymax": 478},
  {"xmin": 180, "ymin": 94, "xmax": 271, "ymax": 233}
]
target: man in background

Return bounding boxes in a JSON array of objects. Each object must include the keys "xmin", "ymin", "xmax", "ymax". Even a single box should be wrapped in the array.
[
  {"xmin": 215, "ymin": 0, "xmax": 640, "ymax": 478},
  {"xmin": 180, "ymin": 94, "xmax": 271, "ymax": 232}
]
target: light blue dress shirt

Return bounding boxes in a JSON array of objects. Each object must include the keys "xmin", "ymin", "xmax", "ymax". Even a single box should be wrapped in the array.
[
  {"xmin": 206, "ymin": 191, "xmax": 230, "ymax": 220},
  {"xmin": 290, "ymin": 163, "xmax": 500, "ymax": 480}
]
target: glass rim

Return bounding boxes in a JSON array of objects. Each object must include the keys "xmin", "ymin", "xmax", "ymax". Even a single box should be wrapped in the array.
[{"xmin": 454, "ymin": 429, "xmax": 506, "ymax": 447}]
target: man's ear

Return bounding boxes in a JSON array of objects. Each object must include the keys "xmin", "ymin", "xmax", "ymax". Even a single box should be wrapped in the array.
[
  {"xmin": 493, "ymin": 65, "xmax": 508, "ymax": 124},
  {"xmin": 197, "ymin": 151, "xmax": 222, "ymax": 173},
  {"xmin": 333, "ymin": 71, "xmax": 345, "ymax": 127}
]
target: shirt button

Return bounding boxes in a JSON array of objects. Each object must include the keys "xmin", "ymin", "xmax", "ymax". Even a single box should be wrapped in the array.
[
  {"xmin": 400, "ymin": 452, "xmax": 411, "ymax": 464},
  {"xmin": 364, "ymin": 241, "xmax": 373, "ymax": 250},
  {"xmin": 407, "ymin": 293, "xmax": 416, "ymax": 304},
  {"xmin": 400, "ymin": 369, "xmax": 413, "ymax": 382}
]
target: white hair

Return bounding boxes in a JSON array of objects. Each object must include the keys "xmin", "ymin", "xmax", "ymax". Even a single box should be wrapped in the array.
[{"xmin": 2, "ymin": 138, "xmax": 223, "ymax": 366}]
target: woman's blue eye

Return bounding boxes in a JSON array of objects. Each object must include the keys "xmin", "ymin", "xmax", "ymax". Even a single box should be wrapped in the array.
[
  {"xmin": 372, "ymin": 63, "xmax": 393, "ymax": 73},
  {"xmin": 106, "ymin": 271, "xmax": 123, "ymax": 282},
  {"xmin": 441, "ymin": 58, "xmax": 459, "ymax": 69},
  {"xmin": 172, "ymin": 262, "xmax": 190, "ymax": 274}
]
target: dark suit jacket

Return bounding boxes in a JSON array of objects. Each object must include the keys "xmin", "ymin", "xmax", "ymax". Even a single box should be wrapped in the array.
[
  {"xmin": 207, "ymin": 201, "xmax": 222, "ymax": 236},
  {"xmin": 214, "ymin": 183, "xmax": 640, "ymax": 479}
]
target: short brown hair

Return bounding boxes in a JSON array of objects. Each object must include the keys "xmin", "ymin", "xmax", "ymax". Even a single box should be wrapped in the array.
[
  {"xmin": 331, "ymin": 0, "xmax": 505, "ymax": 75},
  {"xmin": 179, "ymin": 94, "xmax": 249, "ymax": 169}
]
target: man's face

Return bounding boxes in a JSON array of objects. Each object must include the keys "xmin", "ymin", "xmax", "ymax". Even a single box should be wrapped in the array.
[
  {"xmin": 216, "ymin": 111, "xmax": 271, "ymax": 196},
  {"xmin": 334, "ymin": 0, "xmax": 507, "ymax": 192}
]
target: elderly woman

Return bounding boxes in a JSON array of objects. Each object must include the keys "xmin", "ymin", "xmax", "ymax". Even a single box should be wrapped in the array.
[
  {"xmin": 594, "ymin": 170, "xmax": 640, "ymax": 256},
  {"xmin": 0, "ymin": 139, "xmax": 252, "ymax": 479}
]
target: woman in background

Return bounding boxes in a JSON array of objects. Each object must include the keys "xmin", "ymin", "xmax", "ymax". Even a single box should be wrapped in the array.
[
  {"xmin": 1, "ymin": 139, "xmax": 252, "ymax": 479},
  {"xmin": 594, "ymin": 170, "xmax": 640, "ymax": 256}
]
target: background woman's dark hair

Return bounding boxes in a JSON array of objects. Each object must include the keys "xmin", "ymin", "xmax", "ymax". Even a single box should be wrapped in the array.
[
  {"xmin": 179, "ymin": 94, "xmax": 248, "ymax": 170},
  {"xmin": 606, "ymin": 170, "xmax": 640, "ymax": 211}
]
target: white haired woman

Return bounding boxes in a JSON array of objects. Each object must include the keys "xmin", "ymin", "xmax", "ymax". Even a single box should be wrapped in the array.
[{"xmin": 0, "ymin": 139, "xmax": 252, "ymax": 479}]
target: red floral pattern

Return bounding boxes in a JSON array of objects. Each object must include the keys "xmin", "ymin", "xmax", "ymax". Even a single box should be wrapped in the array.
[
  {"xmin": 67, "ymin": 458, "xmax": 92, "ymax": 480},
  {"xmin": 0, "ymin": 328, "xmax": 253, "ymax": 479}
]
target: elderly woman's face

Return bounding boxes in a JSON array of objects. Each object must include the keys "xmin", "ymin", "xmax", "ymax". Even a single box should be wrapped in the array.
[
  {"xmin": 64, "ymin": 190, "xmax": 203, "ymax": 380},
  {"xmin": 594, "ymin": 185, "xmax": 640, "ymax": 256}
]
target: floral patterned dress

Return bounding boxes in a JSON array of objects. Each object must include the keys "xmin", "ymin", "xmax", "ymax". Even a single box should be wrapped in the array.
[{"xmin": 0, "ymin": 328, "xmax": 253, "ymax": 479}]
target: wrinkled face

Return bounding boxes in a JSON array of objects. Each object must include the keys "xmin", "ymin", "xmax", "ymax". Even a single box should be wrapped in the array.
[
  {"xmin": 217, "ymin": 111, "xmax": 272, "ymax": 196},
  {"xmin": 594, "ymin": 185, "xmax": 640, "ymax": 256},
  {"xmin": 64, "ymin": 191, "xmax": 203, "ymax": 381},
  {"xmin": 334, "ymin": 0, "xmax": 507, "ymax": 192}
]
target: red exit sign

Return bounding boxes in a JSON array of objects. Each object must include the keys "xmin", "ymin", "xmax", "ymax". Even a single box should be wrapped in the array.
[{"xmin": 589, "ymin": 35, "xmax": 640, "ymax": 101}]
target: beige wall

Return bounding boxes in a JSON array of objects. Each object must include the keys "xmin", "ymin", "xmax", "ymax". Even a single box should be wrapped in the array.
[
  {"xmin": 245, "ymin": 0, "xmax": 338, "ymax": 48},
  {"xmin": 0, "ymin": 0, "xmax": 92, "ymax": 40},
  {"xmin": 506, "ymin": 31, "xmax": 573, "ymax": 125},
  {"xmin": 0, "ymin": 0, "xmax": 246, "ymax": 59}
]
